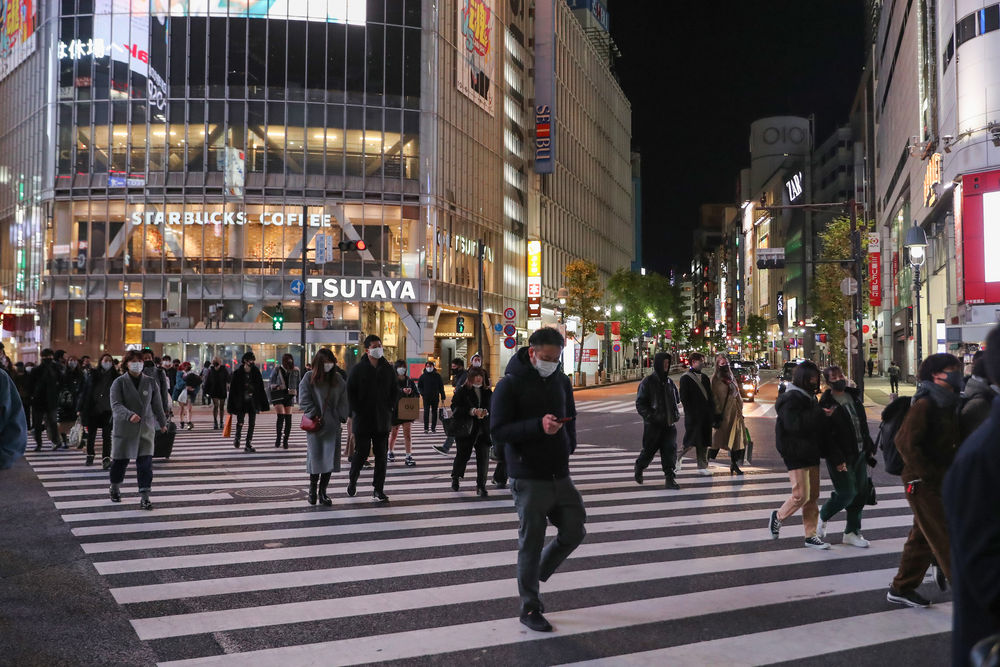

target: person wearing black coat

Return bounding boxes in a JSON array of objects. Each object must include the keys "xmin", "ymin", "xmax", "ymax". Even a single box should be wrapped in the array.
[
  {"xmin": 416, "ymin": 361, "xmax": 446, "ymax": 433},
  {"xmin": 449, "ymin": 368, "xmax": 493, "ymax": 495},
  {"xmin": 346, "ymin": 335, "xmax": 398, "ymax": 502},
  {"xmin": 677, "ymin": 352, "xmax": 714, "ymax": 475},
  {"xmin": 816, "ymin": 366, "xmax": 876, "ymax": 549},
  {"xmin": 204, "ymin": 358, "xmax": 231, "ymax": 429},
  {"xmin": 226, "ymin": 351, "xmax": 269, "ymax": 452},
  {"xmin": 634, "ymin": 352, "xmax": 682, "ymax": 490},
  {"xmin": 768, "ymin": 361, "xmax": 833, "ymax": 549},
  {"xmin": 79, "ymin": 353, "xmax": 120, "ymax": 468},
  {"xmin": 944, "ymin": 327, "xmax": 1000, "ymax": 667},
  {"xmin": 28, "ymin": 349, "xmax": 63, "ymax": 451},
  {"xmin": 489, "ymin": 328, "xmax": 585, "ymax": 633}
]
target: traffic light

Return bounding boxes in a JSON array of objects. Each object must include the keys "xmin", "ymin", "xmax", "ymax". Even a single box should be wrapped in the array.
[
  {"xmin": 337, "ymin": 239, "xmax": 368, "ymax": 252},
  {"xmin": 456, "ymin": 315, "xmax": 465, "ymax": 333},
  {"xmin": 693, "ymin": 327, "xmax": 700, "ymax": 335},
  {"xmin": 272, "ymin": 304, "xmax": 284, "ymax": 331}
]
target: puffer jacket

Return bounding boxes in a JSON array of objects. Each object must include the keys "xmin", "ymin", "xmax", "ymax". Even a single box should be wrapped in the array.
[{"xmin": 775, "ymin": 384, "xmax": 828, "ymax": 470}]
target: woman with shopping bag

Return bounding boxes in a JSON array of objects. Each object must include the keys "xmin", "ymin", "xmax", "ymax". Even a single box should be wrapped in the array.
[
  {"xmin": 711, "ymin": 364, "xmax": 747, "ymax": 475},
  {"xmin": 298, "ymin": 348, "xmax": 349, "ymax": 506},
  {"xmin": 388, "ymin": 360, "xmax": 419, "ymax": 466}
]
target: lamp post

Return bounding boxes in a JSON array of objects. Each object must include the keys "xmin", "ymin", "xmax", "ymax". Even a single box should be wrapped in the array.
[
  {"xmin": 905, "ymin": 225, "xmax": 928, "ymax": 370},
  {"xmin": 557, "ymin": 287, "xmax": 567, "ymax": 324}
]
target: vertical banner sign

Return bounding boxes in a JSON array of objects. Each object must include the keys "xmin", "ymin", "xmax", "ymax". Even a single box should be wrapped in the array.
[
  {"xmin": 533, "ymin": 0, "xmax": 555, "ymax": 174},
  {"xmin": 457, "ymin": 0, "xmax": 495, "ymax": 115},
  {"xmin": 955, "ymin": 182, "xmax": 964, "ymax": 303},
  {"xmin": 0, "ymin": 0, "xmax": 37, "ymax": 81},
  {"xmin": 892, "ymin": 251, "xmax": 900, "ymax": 308},
  {"xmin": 775, "ymin": 291, "xmax": 784, "ymax": 323},
  {"xmin": 527, "ymin": 239, "xmax": 542, "ymax": 319},
  {"xmin": 868, "ymin": 232, "xmax": 881, "ymax": 307}
]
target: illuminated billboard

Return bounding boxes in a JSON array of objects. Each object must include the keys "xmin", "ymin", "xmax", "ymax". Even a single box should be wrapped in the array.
[
  {"xmin": 456, "ymin": 0, "xmax": 495, "ymax": 115},
  {"xmin": 960, "ymin": 169, "xmax": 1000, "ymax": 304},
  {"xmin": 0, "ymin": 0, "xmax": 37, "ymax": 82},
  {"xmin": 150, "ymin": 0, "xmax": 365, "ymax": 22}
]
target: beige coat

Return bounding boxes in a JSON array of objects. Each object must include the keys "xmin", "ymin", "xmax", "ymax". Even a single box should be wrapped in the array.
[{"xmin": 712, "ymin": 370, "xmax": 745, "ymax": 452}]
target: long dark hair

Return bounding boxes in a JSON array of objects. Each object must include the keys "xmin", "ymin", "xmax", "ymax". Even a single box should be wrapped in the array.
[
  {"xmin": 310, "ymin": 348, "xmax": 339, "ymax": 385},
  {"xmin": 281, "ymin": 353, "xmax": 295, "ymax": 370}
]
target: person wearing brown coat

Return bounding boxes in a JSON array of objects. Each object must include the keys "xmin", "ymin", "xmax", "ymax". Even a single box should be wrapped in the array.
[
  {"xmin": 887, "ymin": 353, "xmax": 962, "ymax": 609},
  {"xmin": 711, "ymin": 365, "xmax": 746, "ymax": 475}
]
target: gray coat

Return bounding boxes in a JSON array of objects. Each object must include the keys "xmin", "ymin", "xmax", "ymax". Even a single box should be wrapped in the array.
[
  {"xmin": 299, "ymin": 370, "xmax": 350, "ymax": 474},
  {"xmin": 110, "ymin": 373, "xmax": 168, "ymax": 459}
]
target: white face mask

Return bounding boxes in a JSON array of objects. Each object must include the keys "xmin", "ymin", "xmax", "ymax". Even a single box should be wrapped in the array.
[
  {"xmin": 425, "ymin": 366, "xmax": 433, "ymax": 372},
  {"xmin": 128, "ymin": 362, "xmax": 143, "ymax": 374},
  {"xmin": 396, "ymin": 367, "xmax": 406, "ymax": 376},
  {"xmin": 323, "ymin": 362, "xmax": 335, "ymax": 373},
  {"xmin": 68, "ymin": 361, "xmax": 78, "ymax": 369},
  {"xmin": 472, "ymin": 359, "xmax": 482, "ymax": 367},
  {"xmin": 368, "ymin": 347, "xmax": 384, "ymax": 359},
  {"xmin": 533, "ymin": 357, "xmax": 559, "ymax": 378},
  {"xmin": 101, "ymin": 361, "xmax": 113, "ymax": 370}
]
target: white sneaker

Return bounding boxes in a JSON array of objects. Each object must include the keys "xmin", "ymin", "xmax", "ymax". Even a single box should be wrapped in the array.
[
  {"xmin": 674, "ymin": 458, "xmax": 683, "ymax": 473},
  {"xmin": 698, "ymin": 468, "xmax": 712, "ymax": 476},
  {"xmin": 816, "ymin": 518, "xmax": 827, "ymax": 540},
  {"xmin": 842, "ymin": 532, "xmax": 870, "ymax": 548}
]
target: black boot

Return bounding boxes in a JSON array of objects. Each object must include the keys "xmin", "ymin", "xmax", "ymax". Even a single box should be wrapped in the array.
[
  {"xmin": 282, "ymin": 414, "xmax": 292, "ymax": 449},
  {"xmin": 275, "ymin": 416, "xmax": 283, "ymax": 448},
  {"xmin": 730, "ymin": 450, "xmax": 743, "ymax": 475},
  {"xmin": 318, "ymin": 472, "xmax": 333, "ymax": 506},
  {"xmin": 233, "ymin": 421, "xmax": 243, "ymax": 449},
  {"xmin": 634, "ymin": 461, "xmax": 644, "ymax": 485},
  {"xmin": 308, "ymin": 474, "xmax": 318, "ymax": 505}
]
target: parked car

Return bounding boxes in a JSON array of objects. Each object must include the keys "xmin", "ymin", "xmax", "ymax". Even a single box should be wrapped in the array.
[{"xmin": 756, "ymin": 358, "xmax": 770, "ymax": 370}]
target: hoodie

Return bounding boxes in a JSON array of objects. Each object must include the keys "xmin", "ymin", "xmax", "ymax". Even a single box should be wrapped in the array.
[{"xmin": 489, "ymin": 347, "xmax": 576, "ymax": 480}]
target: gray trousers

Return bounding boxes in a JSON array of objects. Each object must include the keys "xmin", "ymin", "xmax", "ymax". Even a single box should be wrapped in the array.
[{"xmin": 510, "ymin": 476, "xmax": 587, "ymax": 615}]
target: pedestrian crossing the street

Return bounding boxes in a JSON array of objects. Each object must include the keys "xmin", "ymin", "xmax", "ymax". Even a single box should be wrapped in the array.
[{"xmin": 23, "ymin": 415, "xmax": 950, "ymax": 665}]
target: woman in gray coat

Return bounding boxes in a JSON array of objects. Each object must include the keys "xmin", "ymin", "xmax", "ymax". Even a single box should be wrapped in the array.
[
  {"xmin": 298, "ymin": 348, "xmax": 349, "ymax": 506},
  {"xmin": 109, "ymin": 350, "xmax": 169, "ymax": 510}
]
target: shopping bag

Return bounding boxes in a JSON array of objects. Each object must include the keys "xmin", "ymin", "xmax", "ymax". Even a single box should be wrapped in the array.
[
  {"xmin": 67, "ymin": 419, "xmax": 84, "ymax": 449},
  {"xmin": 395, "ymin": 396, "xmax": 420, "ymax": 422},
  {"xmin": 222, "ymin": 414, "xmax": 233, "ymax": 438},
  {"xmin": 743, "ymin": 425, "xmax": 753, "ymax": 465}
]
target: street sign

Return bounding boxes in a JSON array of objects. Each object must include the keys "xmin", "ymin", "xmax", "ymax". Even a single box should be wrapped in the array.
[
  {"xmin": 503, "ymin": 324, "xmax": 516, "ymax": 337},
  {"xmin": 503, "ymin": 307, "xmax": 516, "ymax": 320},
  {"xmin": 315, "ymin": 234, "xmax": 327, "ymax": 264},
  {"xmin": 612, "ymin": 343, "xmax": 621, "ymax": 353},
  {"xmin": 493, "ymin": 323, "xmax": 503, "ymax": 333},
  {"xmin": 290, "ymin": 279, "xmax": 306, "ymax": 295},
  {"xmin": 840, "ymin": 277, "xmax": 859, "ymax": 296},
  {"xmin": 504, "ymin": 336, "xmax": 517, "ymax": 349}
]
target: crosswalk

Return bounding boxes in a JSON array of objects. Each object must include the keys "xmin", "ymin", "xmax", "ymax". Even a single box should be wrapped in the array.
[
  {"xmin": 23, "ymin": 415, "xmax": 950, "ymax": 665},
  {"xmin": 576, "ymin": 397, "xmax": 777, "ymax": 419}
]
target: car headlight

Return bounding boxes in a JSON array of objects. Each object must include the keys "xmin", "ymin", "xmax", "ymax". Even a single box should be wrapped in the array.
[{"xmin": 742, "ymin": 383, "xmax": 754, "ymax": 390}]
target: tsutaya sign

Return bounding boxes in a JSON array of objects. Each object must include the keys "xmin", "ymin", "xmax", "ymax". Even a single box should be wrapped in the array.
[
  {"xmin": 131, "ymin": 211, "xmax": 336, "ymax": 227},
  {"xmin": 306, "ymin": 277, "xmax": 417, "ymax": 302}
]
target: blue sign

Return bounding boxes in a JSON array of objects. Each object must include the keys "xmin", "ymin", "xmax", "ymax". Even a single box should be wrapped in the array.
[
  {"xmin": 533, "ymin": 0, "xmax": 556, "ymax": 174},
  {"xmin": 493, "ymin": 323, "xmax": 503, "ymax": 333},
  {"xmin": 613, "ymin": 343, "xmax": 621, "ymax": 353},
  {"xmin": 503, "ymin": 324, "xmax": 517, "ymax": 337},
  {"xmin": 290, "ymin": 279, "xmax": 306, "ymax": 295},
  {"xmin": 504, "ymin": 337, "xmax": 517, "ymax": 350}
]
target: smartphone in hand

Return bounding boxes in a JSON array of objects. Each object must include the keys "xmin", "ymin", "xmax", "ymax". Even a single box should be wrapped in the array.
[{"xmin": 556, "ymin": 417, "xmax": 574, "ymax": 424}]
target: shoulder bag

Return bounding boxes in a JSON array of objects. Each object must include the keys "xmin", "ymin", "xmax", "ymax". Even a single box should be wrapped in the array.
[
  {"xmin": 299, "ymin": 382, "xmax": 333, "ymax": 433},
  {"xmin": 270, "ymin": 368, "xmax": 290, "ymax": 403}
]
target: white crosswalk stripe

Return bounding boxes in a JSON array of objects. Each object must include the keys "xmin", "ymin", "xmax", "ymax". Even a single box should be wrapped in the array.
[
  {"xmin": 22, "ymin": 413, "xmax": 947, "ymax": 665},
  {"xmin": 575, "ymin": 397, "xmax": 776, "ymax": 419}
]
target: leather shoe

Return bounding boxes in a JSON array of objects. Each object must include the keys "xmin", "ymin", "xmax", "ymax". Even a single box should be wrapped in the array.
[
  {"xmin": 634, "ymin": 463, "xmax": 644, "ymax": 485},
  {"xmin": 346, "ymin": 481, "xmax": 357, "ymax": 497},
  {"xmin": 318, "ymin": 494, "xmax": 333, "ymax": 507},
  {"xmin": 665, "ymin": 478, "xmax": 680, "ymax": 490},
  {"xmin": 519, "ymin": 610, "xmax": 553, "ymax": 632},
  {"xmin": 109, "ymin": 485, "xmax": 121, "ymax": 503}
]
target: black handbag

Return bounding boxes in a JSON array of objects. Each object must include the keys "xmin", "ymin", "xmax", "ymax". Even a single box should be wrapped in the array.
[{"xmin": 865, "ymin": 477, "xmax": 877, "ymax": 506}]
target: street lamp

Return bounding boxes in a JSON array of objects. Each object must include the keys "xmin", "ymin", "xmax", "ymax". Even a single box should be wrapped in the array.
[
  {"xmin": 615, "ymin": 304, "xmax": 623, "ymax": 313},
  {"xmin": 905, "ymin": 224, "xmax": 928, "ymax": 368},
  {"xmin": 556, "ymin": 287, "xmax": 568, "ymax": 323}
]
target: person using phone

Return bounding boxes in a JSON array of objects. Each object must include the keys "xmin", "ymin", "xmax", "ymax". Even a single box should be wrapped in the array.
[
  {"xmin": 449, "ymin": 367, "xmax": 493, "ymax": 495},
  {"xmin": 490, "ymin": 327, "xmax": 585, "ymax": 634},
  {"xmin": 887, "ymin": 353, "xmax": 963, "ymax": 609}
]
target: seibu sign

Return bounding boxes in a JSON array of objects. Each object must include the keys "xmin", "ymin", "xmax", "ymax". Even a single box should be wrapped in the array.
[{"xmin": 305, "ymin": 277, "xmax": 417, "ymax": 302}]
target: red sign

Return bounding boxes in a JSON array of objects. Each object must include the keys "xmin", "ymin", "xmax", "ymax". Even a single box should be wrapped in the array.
[
  {"xmin": 862, "ymin": 325, "xmax": 870, "ymax": 334},
  {"xmin": 611, "ymin": 321, "xmax": 621, "ymax": 335},
  {"xmin": 664, "ymin": 329, "xmax": 672, "ymax": 340},
  {"xmin": 595, "ymin": 323, "xmax": 605, "ymax": 336},
  {"xmin": 960, "ymin": 169, "xmax": 1000, "ymax": 304},
  {"xmin": 869, "ymin": 252, "xmax": 881, "ymax": 307},
  {"xmin": 956, "ymin": 187, "xmax": 965, "ymax": 303},
  {"xmin": 573, "ymin": 348, "xmax": 599, "ymax": 363},
  {"xmin": 892, "ymin": 251, "xmax": 900, "ymax": 308}
]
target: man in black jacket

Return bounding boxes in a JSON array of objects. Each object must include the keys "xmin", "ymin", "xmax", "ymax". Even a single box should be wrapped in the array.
[
  {"xmin": 490, "ymin": 327, "xmax": 585, "ymax": 633},
  {"xmin": 346, "ymin": 335, "xmax": 398, "ymax": 502},
  {"xmin": 635, "ymin": 352, "xmax": 682, "ymax": 490},
  {"xmin": 417, "ymin": 361, "xmax": 446, "ymax": 433},
  {"xmin": 944, "ymin": 325, "xmax": 1000, "ymax": 666},
  {"xmin": 678, "ymin": 352, "xmax": 714, "ymax": 475},
  {"xmin": 28, "ymin": 348, "xmax": 62, "ymax": 451}
]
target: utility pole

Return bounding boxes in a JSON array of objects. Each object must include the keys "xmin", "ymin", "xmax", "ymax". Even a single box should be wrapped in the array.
[{"xmin": 849, "ymin": 201, "xmax": 865, "ymax": 397}]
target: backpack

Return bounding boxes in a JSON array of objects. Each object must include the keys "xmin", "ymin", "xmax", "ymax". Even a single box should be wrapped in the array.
[{"xmin": 876, "ymin": 395, "xmax": 913, "ymax": 475}]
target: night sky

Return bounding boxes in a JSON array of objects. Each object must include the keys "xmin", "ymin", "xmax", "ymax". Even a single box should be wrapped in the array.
[{"xmin": 608, "ymin": 1, "xmax": 866, "ymax": 275}]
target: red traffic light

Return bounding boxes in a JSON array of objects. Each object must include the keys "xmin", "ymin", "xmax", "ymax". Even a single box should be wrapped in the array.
[
  {"xmin": 337, "ymin": 240, "xmax": 367, "ymax": 252},
  {"xmin": 355, "ymin": 239, "xmax": 367, "ymax": 251}
]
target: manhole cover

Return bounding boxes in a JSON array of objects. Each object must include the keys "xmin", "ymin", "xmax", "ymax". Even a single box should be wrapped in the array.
[{"xmin": 230, "ymin": 487, "xmax": 303, "ymax": 500}]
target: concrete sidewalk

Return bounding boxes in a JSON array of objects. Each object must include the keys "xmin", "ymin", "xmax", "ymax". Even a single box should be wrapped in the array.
[{"xmin": 862, "ymin": 374, "xmax": 915, "ymax": 409}]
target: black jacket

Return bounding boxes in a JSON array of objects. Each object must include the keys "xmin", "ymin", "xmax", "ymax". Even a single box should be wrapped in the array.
[
  {"xmin": 27, "ymin": 358, "xmax": 61, "ymax": 409},
  {"xmin": 636, "ymin": 371, "xmax": 680, "ymax": 427},
  {"xmin": 57, "ymin": 367, "xmax": 86, "ymax": 422},
  {"xmin": 346, "ymin": 355, "xmax": 398, "ymax": 436},
  {"xmin": 818, "ymin": 387, "xmax": 874, "ymax": 466},
  {"xmin": 961, "ymin": 375, "xmax": 995, "ymax": 441},
  {"xmin": 678, "ymin": 370, "xmax": 714, "ymax": 424},
  {"xmin": 775, "ymin": 385, "xmax": 827, "ymax": 470},
  {"xmin": 451, "ymin": 384, "xmax": 493, "ymax": 445},
  {"xmin": 490, "ymin": 347, "xmax": 576, "ymax": 480},
  {"xmin": 79, "ymin": 365, "xmax": 119, "ymax": 420},
  {"xmin": 226, "ymin": 364, "xmax": 269, "ymax": 415},
  {"xmin": 204, "ymin": 365, "xmax": 231, "ymax": 399},
  {"xmin": 944, "ymin": 399, "xmax": 1000, "ymax": 667},
  {"xmin": 417, "ymin": 370, "xmax": 446, "ymax": 403}
]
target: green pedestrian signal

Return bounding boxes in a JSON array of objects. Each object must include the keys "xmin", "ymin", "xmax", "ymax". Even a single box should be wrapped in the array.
[
  {"xmin": 272, "ymin": 305, "xmax": 284, "ymax": 331},
  {"xmin": 456, "ymin": 315, "xmax": 465, "ymax": 333}
]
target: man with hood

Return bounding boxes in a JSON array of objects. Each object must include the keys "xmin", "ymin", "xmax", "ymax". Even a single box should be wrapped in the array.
[
  {"xmin": 346, "ymin": 334, "xmax": 398, "ymax": 502},
  {"xmin": 490, "ymin": 327, "xmax": 585, "ymax": 634},
  {"xmin": 960, "ymin": 353, "xmax": 995, "ymax": 441},
  {"xmin": 634, "ymin": 352, "xmax": 681, "ymax": 489},
  {"xmin": 678, "ymin": 352, "xmax": 715, "ymax": 475},
  {"xmin": 887, "ymin": 353, "xmax": 963, "ymax": 609}
]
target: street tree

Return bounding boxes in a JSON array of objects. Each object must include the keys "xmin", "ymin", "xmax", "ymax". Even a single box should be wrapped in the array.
[
  {"xmin": 811, "ymin": 216, "xmax": 870, "ymax": 369},
  {"xmin": 744, "ymin": 314, "xmax": 768, "ymax": 356},
  {"xmin": 563, "ymin": 259, "xmax": 604, "ymax": 374}
]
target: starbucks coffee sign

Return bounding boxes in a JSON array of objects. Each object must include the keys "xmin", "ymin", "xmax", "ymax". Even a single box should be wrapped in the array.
[{"xmin": 306, "ymin": 277, "xmax": 417, "ymax": 302}]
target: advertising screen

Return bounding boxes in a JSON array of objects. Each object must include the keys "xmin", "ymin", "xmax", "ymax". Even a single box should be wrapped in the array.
[
  {"xmin": 0, "ymin": 0, "xmax": 37, "ymax": 82},
  {"xmin": 960, "ymin": 169, "xmax": 1000, "ymax": 304}
]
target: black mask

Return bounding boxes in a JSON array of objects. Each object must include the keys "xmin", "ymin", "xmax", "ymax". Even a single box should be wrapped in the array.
[
  {"xmin": 830, "ymin": 379, "xmax": 847, "ymax": 392},
  {"xmin": 144, "ymin": 360, "xmax": 154, "ymax": 368}
]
